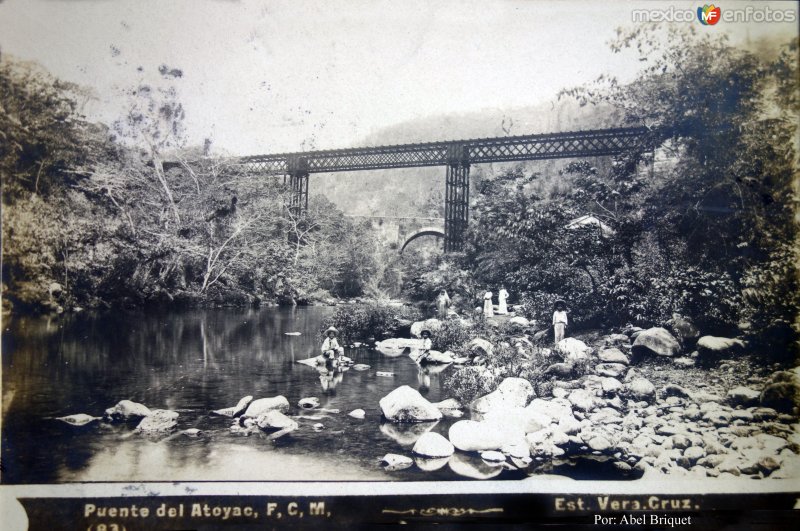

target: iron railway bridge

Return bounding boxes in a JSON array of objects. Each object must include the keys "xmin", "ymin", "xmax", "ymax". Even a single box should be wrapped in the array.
[{"xmin": 226, "ymin": 127, "xmax": 650, "ymax": 251}]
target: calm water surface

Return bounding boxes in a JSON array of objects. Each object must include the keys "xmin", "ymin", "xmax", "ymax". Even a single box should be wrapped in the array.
[
  {"xmin": 2, "ymin": 306, "xmax": 524, "ymax": 483},
  {"xmin": 3, "ymin": 306, "xmax": 631, "ymax": 483}
]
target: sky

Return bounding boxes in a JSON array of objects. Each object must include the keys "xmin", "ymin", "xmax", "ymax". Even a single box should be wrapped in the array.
[{"xmin": 0, "ymin": 0, "xmax": 797, "ymax": 156}]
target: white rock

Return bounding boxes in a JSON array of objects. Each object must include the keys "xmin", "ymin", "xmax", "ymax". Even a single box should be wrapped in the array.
[
  {"xmin": 104, "ymin": 400, "xmax": 151, "ymax": 421},
  {"xmin": 412, "ymin": 432, "xmax": 455, "ymax": 458},
  {"xmin": 298, "ymin": 397, "xmax": 320, "ymax": 409},
  {"xmin": 379, "ymin": 385, "xmax": 442, "ymax": 422},
  {"xmin": 242, "ymin": 396, "xmax": 290, "ymax": 417},
  {"xmin": 135, "ymin": 409, "xmax": 179, "ymax": 433},
  {"xmin": 632, "ymin": 327, "xmax": 681, "ymax": 357},
  {"xmin": 348, "ymin": 409, "xmax": 366, "ymax": 419},
  {"xmin": 56, "ymin": 414, "xmax": 100, "ymax": 426},
  {"xmin": 471, "ymin": 377, "xmax": 534, "ymax": 413},
  {"xmin": 568, "ymin": 389, "xmax": 597, "ymax": 412},
  {"xmin": 601, "ymin": 377, "xmax": 623, "ymax": 394},
  {"xmin": 256, "ymin": 410, "xmax": 298, "ymax": 431},
  {"xmin": 625, "ymin": 378, "xmax": 656, "ymax": 401},
  {"xmin": 556, "ymin": 338, "xmax": 592, "ymax": 360},
  {"xmin": 375, "ymin": 338, "xmax": 423, "ymax": 356},
  {"xmin": 481, "ymin": 450, "xmax": 507, "ymax": 463},
  {"xmin": 598, "ymin": 348, "xmax": 629, "ymax": 365}
]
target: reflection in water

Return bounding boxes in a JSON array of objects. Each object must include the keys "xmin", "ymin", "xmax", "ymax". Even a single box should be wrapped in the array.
[
  {"xmin": 379, "ymin": 420, "xmax": 439, "ymax": 446},
  {"xmin": 1, "ymin": 307, "xmax": 466, "ymax": 484}
]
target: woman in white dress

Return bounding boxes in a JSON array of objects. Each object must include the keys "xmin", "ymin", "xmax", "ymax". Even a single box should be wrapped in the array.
[
  {"xmin": 483, "ymin": 291, "xmax": 494, "ymax": 318},
  {"xmin": 497, "ymin": 286, "xmax": 509, "ymax": 315}
]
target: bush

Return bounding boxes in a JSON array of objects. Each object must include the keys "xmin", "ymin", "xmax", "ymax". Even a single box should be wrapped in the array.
[
  {"xmin": 441, "ymin": 366, "xmax": 496, "ymax": 404},
  {"xmin": 431, "ymin": 319, "xmax": 473, "ymax": 353},
  {"xmin": 321, "ymin": 303, "xmax": 422, "ymax": 342}
]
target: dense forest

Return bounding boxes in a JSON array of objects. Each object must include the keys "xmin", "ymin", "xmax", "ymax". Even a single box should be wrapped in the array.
[{"xmin": 2, "ymin": 26, "xmax": 798, "ymax": 352}]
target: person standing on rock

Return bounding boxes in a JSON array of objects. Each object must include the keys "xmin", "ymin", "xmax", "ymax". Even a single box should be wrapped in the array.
[
  {"xmin": 483, "ymin": 291, "xmax": 494, "ymax": 318},
  {"xmin": 497, "ymin": 286, "xmax": 509, "ymax": 315},
  {"xmin": 321, "ymin": 326, "xmax": 344, "ymax": 362},
  {"xmin": 552, "ymin": 300, "xmax": 568, "ymax": 345},
  {"xmin": 435, "ymin": 289, "xmax": 451, "ymax": 318}
]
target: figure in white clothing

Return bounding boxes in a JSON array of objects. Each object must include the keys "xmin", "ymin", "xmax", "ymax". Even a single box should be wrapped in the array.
[
  {"xmin": 483, "ymin": 291, "xmax": 494, "ymax": 318},
  {"xmin": 417, "ymin": 329, "xmax": 433, "ymax": 364},
  {"xmin": 435, "ymin": 290, "xmax": 451, "ymax": 318},
  {"xmin": 552, "ymin": 300, "xmax": 568, "ymax": 345},
  {"xmin": 321, "ymin": 326, "xmax": 344, "ymax": 361},
  {"xmin": 497, "ymin": 286, "xmax": 509, "ymax": 315}
]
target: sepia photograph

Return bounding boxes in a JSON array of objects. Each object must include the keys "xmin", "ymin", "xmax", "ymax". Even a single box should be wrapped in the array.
[{"xmin": 1, "ymin": 0, "xmax": 798, "ymax": 528}]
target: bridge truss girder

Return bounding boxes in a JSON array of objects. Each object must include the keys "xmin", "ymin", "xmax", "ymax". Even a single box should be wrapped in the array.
[
  {"xmin": 237, "ymin": 127, "xmax": 647, "ymax": 175},
  {"xmin": 229, "ymin": 126, "xmax": 648, "ymax": 251}
]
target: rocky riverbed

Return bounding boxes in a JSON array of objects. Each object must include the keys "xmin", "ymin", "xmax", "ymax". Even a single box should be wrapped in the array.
[{"xmin": 53, "ymin": 320, "xmax": 799, "ymax": 482}]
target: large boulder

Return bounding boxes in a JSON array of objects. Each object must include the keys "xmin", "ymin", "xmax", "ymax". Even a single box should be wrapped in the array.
[
  {"xmin": 471, "ymin": 377, "xmax": 534, "ymax": 413},
  {"xmin": 411, "ymin": 318, "xmax": 443, "ymax": 338},
  {"xmin": 242, "ymin": 396, "xmax": 290, "ymax": 418},
  {"xmin": 696, "ymin": 336, "xmax": 746, "ymax": 366},
  {"xmin": 556, "ymin": 338, "xmax": 592, "ymax": 360},
  {"xmin": 255, "ymin": 410, "xmax": 298, "ymax": 431},
  {"xmin": 104, "ymin": 400, "xmax": 152, "ymax": 422},
  {"xmin": 448, "ymin": 419, "xmax": 525, "ymax": 452},
  {"xmin": 135, "ymin": 409, "xmax": 179, "ymax": 434},
  {"xmin": 412, "ymin": 432, "xmax": 455, "ymax": 458},
  {"xmin": 375, "ymin": 338, "xmax": 423, "ymax": 356},
  {"xmin": 632, "ymin": 327, "xmax": 681, "ymax": 358},
  {"xmin": 760, "ymin": 369, "xmax": 800, "ymax": 414},
  {"xmin": 379, "ymin": 386, "xmax": 442, "ymax": 422}
]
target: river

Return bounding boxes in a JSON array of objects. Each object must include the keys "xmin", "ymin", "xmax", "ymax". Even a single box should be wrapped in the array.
[{"xmin": 2, "ymin": 306, "xmax": 631, "ymax": 483}]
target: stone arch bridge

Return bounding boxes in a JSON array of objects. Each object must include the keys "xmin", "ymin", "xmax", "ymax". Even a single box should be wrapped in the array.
[{"xmin": 344, "ymin": 215, "xmax": 444, "ymax": 252}]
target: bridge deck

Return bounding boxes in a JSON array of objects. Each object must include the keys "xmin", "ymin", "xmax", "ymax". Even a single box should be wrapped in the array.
[{"xmin": 237, "ymin": 126, "xmax": 648, "ymax": 174}]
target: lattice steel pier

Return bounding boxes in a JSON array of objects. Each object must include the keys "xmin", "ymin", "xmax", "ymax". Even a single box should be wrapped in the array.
[{"xmin": 231, "ymin": 126, "xmax": 649, "ymax": 251}]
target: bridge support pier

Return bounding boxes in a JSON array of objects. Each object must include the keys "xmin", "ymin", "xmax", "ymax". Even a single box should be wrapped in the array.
[
  {"xmin": 444, "ymin": 145, "xmax": 469, "ymax": 252},
  {"xmin": 284, "ymin": 156, "xmax": 310, "ymax": 217}
]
